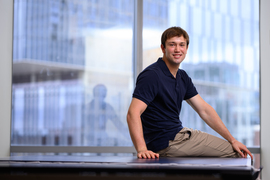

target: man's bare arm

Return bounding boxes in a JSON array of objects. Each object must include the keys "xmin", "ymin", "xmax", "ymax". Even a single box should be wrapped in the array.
[
  {"xmin": 186, "ymin": 94, "xmax": 253, "ymax": 160},
  {"xmin": 126, "ymin": 98, "xmax": 159, "ymax": 159}
]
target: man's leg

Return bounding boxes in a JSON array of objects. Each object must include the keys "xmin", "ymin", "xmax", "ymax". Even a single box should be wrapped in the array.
[{"xmin": 158, "ymin": 127, "xmax": 240, "ymax": 157}]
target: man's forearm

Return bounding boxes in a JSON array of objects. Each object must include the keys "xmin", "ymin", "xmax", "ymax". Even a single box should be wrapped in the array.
[
  {"xmin": 126, "ymin": 98, "xmax": 159, "ymax": 158},
  {"xmin": 127, "ymin": 113, "xmax": 159, "ymax": 159},
  {"xmin": 186, "ymin": 95, "xmax": 252, "ymax": 159},
  {"xmin": 186, "ymin": 95, "xmax": 235, "ymax": 142},
  {"xmin": 201, "ymin": 104, "xmax": 236, "ymax": 143},
  {"xmin": 126, "ymin": 113, "xmax": 148, "ymax": 152}
]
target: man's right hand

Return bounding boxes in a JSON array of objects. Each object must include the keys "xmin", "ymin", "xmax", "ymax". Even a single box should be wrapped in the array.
[{"xmin": 137, "ymin": 150, "xmax": 159, "ymax": 159}]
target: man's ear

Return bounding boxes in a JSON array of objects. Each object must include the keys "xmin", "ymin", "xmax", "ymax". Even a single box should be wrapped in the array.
[{"xmin": 160, "ymin": 44, "xmax": 165, "ymax": 54}]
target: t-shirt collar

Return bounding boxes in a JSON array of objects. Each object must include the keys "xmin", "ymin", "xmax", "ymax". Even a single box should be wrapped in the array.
[{"xmin": 157, "ymin": 58, "xmax": 181, "ymax": 78}]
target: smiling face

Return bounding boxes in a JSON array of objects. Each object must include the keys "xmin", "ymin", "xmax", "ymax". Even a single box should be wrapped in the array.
[{"xmin": 161, "ymin": 36, "xmax": 188, "ymax": 67}]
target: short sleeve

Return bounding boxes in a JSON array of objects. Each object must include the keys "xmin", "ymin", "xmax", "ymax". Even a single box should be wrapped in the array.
[
  {"xmin": 181, "ymin": 70, "xmax": 198, "ymax": 100},
  {"xmin": 133, "ymin": 69, "xmax": 159, "ymax": 105}
]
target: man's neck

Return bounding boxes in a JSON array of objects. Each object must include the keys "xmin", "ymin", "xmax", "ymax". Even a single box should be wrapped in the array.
[{"xmin": 162, "ymin": 58, "xmax": 180, "ymax": 78}]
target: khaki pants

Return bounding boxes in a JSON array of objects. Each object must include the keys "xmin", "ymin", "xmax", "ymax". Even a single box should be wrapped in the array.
[{"xmin": 157, "ymin": 127, "xmax": 241, "ymax": 158}]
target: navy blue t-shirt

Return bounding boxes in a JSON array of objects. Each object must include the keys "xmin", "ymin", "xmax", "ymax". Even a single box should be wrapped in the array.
[{"xmin": 133, "ymin": 58, "xmax": 198, "ymax": 152}]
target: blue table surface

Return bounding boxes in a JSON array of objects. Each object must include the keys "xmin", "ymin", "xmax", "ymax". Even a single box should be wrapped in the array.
[{"xmin": 0, "ymin": 155, "xmax": 252, "ymax": 168}]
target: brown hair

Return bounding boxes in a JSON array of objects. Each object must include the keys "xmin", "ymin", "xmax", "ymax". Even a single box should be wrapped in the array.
[{"xmin": 161, "ymin": 26, "xmax": 189, "ymax": 48}]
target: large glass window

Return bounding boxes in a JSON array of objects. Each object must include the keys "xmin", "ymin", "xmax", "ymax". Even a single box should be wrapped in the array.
[
  {"xmin": 143, "ymin": 0, "xmax": 259, "ymax": 148},
  {"xmin": 11, "ymin": 0, "xmax": 260, "ymax": 163},
  {"xmin": 12, "ymin": 0, "xmax": 134, "ymax": 147}
]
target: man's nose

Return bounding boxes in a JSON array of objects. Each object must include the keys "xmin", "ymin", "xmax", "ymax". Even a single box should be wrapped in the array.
[{"xmin": 175, "ymin": 45, "xmax": 180, "ymax": 52}]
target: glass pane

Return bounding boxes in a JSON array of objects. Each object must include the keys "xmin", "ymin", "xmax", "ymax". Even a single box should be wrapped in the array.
[
  {"xmin": 143, "ymin": 0, "xmax": 260, "ymax": 147},
  {"xmin": 12, "ymin": 0, "xmax": 134, "ymax": 147}
]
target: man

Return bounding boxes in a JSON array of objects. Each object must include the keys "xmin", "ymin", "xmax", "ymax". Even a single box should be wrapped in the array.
[{"xmin": 126, "ymin": 26, "xmax": 253, "ymax": 159}]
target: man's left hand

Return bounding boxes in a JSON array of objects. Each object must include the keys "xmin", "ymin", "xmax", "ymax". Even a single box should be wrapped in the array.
[{"xmin": 231, "ymin": 140, "xmax": 253, "ymax": 160}]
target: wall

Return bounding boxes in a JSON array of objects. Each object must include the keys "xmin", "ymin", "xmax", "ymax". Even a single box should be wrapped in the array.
[
  {"xmin": 0, "ymin": 0, "xmax": 13, "ymax": 157},
  {"xmin": 260, "ymin": 0, "xmax": 270, "ymax": 179}
]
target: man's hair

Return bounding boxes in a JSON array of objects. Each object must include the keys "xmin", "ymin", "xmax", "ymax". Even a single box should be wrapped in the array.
[{"xmin": 161, "ymin": 26, "xmax": 189, "ymax": 48}]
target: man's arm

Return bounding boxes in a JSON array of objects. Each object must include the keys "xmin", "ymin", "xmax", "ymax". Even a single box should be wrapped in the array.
[
  {"xmin": 186, "ymin": 94, "xmax": 253, "ymax": 160},
  {"xmin": 126, "ymin": 98, "xmax": 159, "ymax": 159}
]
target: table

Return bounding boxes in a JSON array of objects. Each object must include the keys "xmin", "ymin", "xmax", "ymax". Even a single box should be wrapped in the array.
[{"xmin": 0, "ymin": 155, "xmax": 260, "ymax": 180}]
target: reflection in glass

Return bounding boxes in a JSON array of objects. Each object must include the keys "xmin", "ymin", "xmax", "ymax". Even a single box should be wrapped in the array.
[
  {"xmin": 84, "ymin": 84, "xmax": 129, "ymax": 146},
  {"xmin": 11, "ymin": 0, "xmax": 134, "ymax": 146}
]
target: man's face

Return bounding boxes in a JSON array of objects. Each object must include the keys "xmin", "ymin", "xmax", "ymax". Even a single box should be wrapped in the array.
[{"xmin": 161, "ymin": 36, "xmax": 188, "ymax": 66}]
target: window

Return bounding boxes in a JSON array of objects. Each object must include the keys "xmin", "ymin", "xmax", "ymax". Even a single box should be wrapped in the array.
[
  {"xmin": 12, "ymin": 0, "xmax": 134, "ymax": 147},
  {"xmin": 142, "ymin": 0, "xmax": 259, "ymax": 167},
  {"xmin": 11, "ymin": 0, "xmax": 260, "ymax": 164},
  {"xmin": 143, "ymin": 0, "xmax": 259, "ymax": 147}
]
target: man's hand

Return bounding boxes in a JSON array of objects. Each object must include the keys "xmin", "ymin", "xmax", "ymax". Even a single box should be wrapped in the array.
[
  {"xmin": 231, "ymin": 140, "xmax": 253, "ymax": 160},
  {"xmin": 137, "ymin": 150, "xmax": 159, "ymax": 159}
]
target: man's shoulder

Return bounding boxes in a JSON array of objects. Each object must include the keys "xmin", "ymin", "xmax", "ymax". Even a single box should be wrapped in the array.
[
  {"xmin": 137, "ymin": 66, "xmax": 160, "ymax": 83},
  {"xmin": 178, "ymin": 68, "xmax": 190, "ymax": 78},
  {"xmin": 135, "ymin": 61, "xmax": 162, "ymax": 86},
  {"xmin": 140, "ymin": 61, "xmax": 161, "ymax": 76},
  {"xmin": 145, "ymin": 60, "xmax": 161, "ymax": 70},
  {"xmin": 178, "ymin": 68, "xmax": 187, "ymax": 74}
]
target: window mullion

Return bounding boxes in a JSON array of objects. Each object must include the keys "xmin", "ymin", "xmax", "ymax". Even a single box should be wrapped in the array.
[{"xmin": 133, "ymin": 0, "xmax": 143, "ymax": 85}]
